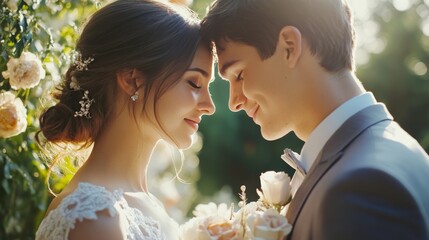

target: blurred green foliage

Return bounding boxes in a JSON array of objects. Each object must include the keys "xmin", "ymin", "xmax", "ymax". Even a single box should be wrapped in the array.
[
  {"xmin": 357, "ymin": 0, "xmax": 429, "ymax": 150},
  {"xmin": 0, "ymin": 1, "xmax": 100, "ymax": 239}
]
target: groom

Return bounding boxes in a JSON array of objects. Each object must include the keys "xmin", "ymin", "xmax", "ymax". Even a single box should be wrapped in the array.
[{"xmin": 201, "ymin": 0, "xmax": 429, "ymax": 239}]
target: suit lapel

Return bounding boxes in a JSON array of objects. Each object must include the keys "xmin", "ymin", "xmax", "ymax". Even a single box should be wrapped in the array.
[{"xmin": 286, "ymin": 104, "xmax": 393, "ymax": 227}]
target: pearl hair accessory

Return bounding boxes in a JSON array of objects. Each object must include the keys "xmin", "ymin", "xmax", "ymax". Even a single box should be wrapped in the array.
[
  {"xmin": 70, "ymin": 76, "xmax": 94, "ymax": 119},
  {"xmin": 72, "ymin": 51, "xmax": 94, "ymax": 71},
  {"xmin": 68, "ymin": 50, "xmax": 96, "ymax": 119}
]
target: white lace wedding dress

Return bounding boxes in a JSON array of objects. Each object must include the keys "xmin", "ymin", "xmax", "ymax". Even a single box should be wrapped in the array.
[{"xmin": 36, "ymin": 182, "xmax": 179, "ymax": 240}]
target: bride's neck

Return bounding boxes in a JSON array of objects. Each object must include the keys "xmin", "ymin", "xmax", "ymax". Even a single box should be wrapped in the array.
[{"xmin": 74, "ymin": 119, "xmax": 157, "ymax": 193}]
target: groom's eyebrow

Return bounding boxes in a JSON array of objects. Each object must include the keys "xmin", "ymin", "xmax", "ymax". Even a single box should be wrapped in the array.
[{"xmin": 219, "ymin": 60, "xmax": 239, "ymax": 78}]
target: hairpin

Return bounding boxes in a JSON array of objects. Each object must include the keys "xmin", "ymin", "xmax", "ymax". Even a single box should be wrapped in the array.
[
  {"xmin": 70, "ymin": 76, "xmax": 94, "ymax": 119},
  {"xmin": 72, "ymin": 51, "xmax": 94, "ymax": 71},
  {"xmin": 74, "ymin": 90, "xmax": 95, "ymax": 118}
]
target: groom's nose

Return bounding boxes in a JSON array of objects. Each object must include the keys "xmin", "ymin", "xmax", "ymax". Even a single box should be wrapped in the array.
[{"xmin": 228, "ymin": 82, "xmax": 246, "ymax": 112}]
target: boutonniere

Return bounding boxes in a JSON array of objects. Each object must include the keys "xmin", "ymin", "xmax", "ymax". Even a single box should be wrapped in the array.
[
  {"xmin": 180, "ymin": 171, "xmax": 293, "ymax": 240},
  {"xmin": 281, "ymin": 148, "xmax": 306, "ymax": 176}
]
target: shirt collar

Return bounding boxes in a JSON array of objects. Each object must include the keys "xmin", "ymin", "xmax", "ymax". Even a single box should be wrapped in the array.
[{"xmin": 300, "ymin": 92, "xmax": 377, "ymax": 171}]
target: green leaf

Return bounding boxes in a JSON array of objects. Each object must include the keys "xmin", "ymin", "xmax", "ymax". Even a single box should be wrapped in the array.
[
  {"xmin": 14, "ymin": 38, "xmax": 24, "ymax": 56},
  {"xmin": 20, "ymin": 15, "xmax": 28, "ymax": 33},
  {"xmin": 4, "ymin": 162, "xmax": 11, "ymax": 179},
  {"xmin": 2, "ymin": 179, "xmax": 10, "ymax": 195}
]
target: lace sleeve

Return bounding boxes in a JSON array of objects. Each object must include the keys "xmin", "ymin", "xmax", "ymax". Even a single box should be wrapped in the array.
[
  {"xmin": 35, "ymin": 183, "xmax": 118, "ymax": 240},
  {"xmin": 35, "ymin": 182, "xmax": 167, "ymax": 240}
]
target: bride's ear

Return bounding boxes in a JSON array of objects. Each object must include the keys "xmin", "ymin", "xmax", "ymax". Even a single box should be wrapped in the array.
[
  {"xmin": 278, "ymin": 26, "xmax": 302, "ymax": 68},
  {"xmin": 116, "ymin": 69, "xmax": 145, "ymax": 96}
]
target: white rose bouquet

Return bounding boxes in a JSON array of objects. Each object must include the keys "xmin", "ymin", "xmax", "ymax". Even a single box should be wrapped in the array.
[{"xmin": 180, "ymin": 171, "xmax": 292, "ymax": 240}]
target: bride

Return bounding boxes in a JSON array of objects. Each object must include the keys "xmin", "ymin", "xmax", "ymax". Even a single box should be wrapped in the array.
[{"xmin": 35, "ymin": 0, "xmax": 215, "ymax": 239}]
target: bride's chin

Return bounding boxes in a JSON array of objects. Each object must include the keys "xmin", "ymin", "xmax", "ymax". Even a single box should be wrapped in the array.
[
  {"xmin": 176, "ymin": 138, "xmax": 193, "ymax": 150},
  {"xmin": 164, "ymin": 135, "xmax": 193, "ymax": 150}
]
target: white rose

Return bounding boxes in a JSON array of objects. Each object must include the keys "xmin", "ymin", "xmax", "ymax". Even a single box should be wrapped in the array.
[
  {"xmin": 2, "ymin": 52, "xmax": 45, "ymax": 90},
  {"xmin": 257, "ymin": 171, "xmax": 291, "ymax": 206},
  {"xmin": 247, "ymin": 209, "xmax": 292, "ymax": 240},
  {"xmin": 0, "ymin": 92, "xmax": 27, "ymax": 138},
  {"xmin": 180, "ymin": 217, "xmax": 203, "ymax": 240},
  {"xmin": 202, "ymin": 216, "xmax": 243, "ymax": 240},
  {"xmin": 193, "ymin": 202, "xmax": 232, "ymax": 218},
  {"xmin": 180, "ymin": 216, "xmax": 243, "ymax": 240}
]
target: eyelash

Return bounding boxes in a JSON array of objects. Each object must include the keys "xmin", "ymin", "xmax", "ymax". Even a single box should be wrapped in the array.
[
  {"xmin": 236, "ymin": 71, "xmax": 244, "ymax": 81},
  {"xmin": 188, "ymin": 80, "xmax": 201, "ymax": 89}
]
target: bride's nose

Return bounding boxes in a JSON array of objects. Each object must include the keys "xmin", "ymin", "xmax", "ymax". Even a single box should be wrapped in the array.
[{"xmin": 198, "ymin": 90, "xmax": 215, "ymax": 115}]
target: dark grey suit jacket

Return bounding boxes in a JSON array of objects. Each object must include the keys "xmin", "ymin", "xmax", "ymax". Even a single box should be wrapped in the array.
[{"xmin": 286, "ymin": 104, "xmax": 429, "ymax": 240}]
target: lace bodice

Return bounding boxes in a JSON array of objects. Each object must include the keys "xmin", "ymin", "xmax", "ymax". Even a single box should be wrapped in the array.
[{"xmin": 36, "ymin": 182, "xmax": 178, "ymax": 240}]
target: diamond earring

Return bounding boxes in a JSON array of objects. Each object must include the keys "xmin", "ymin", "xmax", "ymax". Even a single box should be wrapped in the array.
[{"xmin": 131, "ymin": 91, "xmax": 139, "ymax": 102}]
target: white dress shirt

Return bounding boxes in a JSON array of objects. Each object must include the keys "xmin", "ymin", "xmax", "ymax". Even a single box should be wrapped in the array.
[{"xmin": 289, "ymin": 92, "xmax": 377, "ymax": 196}]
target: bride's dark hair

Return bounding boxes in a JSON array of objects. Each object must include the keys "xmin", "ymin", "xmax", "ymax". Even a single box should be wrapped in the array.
[{"xmin": 37, "ymin": 0, "xmax": 203, "ymax": 147}]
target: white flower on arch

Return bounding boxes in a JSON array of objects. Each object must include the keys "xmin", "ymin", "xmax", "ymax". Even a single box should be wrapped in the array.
[
  {"xmin": 2, "ymin": 52, "xmax": 45, "ymax": 90},
  {"xmin": 0, "ymin": 91, "xmax": 27, "ymax": 138}
]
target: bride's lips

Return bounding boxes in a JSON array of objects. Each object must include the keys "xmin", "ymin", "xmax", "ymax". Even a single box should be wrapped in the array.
[{"xmin": 185, "ymin": 118, "xmax": 200, "ymax": 130}]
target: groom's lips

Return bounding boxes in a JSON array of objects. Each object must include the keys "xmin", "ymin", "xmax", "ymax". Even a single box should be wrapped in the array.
[{"xmin": 248, "ymin": 105, "xmax": 259, "ymax": 119}]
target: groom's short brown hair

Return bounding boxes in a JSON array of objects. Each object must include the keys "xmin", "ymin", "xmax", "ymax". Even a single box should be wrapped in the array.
[{"xmin": 201, "ymin": 0, "xmax": 355, "ymax": 72}]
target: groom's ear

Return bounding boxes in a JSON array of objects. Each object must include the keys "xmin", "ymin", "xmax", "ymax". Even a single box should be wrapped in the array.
[{"xmin": 278, "ymin": 26, "xmax": 302, "ymax": 68}]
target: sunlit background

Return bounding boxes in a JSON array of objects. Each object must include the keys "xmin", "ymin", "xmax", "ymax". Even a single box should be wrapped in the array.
[
  {"xmin": 350, "ymin": 0, "xmax": 429, "ymax": 71},
  {"xmin": 1, "ymin": 0, "xmax": 428, "ymax": 239}
]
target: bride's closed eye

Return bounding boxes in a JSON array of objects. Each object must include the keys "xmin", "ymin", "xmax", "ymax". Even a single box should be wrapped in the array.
[{"xmin": 188, "ymin": 79, "xmax": 201, "ymax": 89}]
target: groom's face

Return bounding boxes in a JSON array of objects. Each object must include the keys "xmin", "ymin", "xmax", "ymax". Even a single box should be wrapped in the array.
[{"xmin": 217, "ymin": 40, "xmax": 299, "ymax": 140}]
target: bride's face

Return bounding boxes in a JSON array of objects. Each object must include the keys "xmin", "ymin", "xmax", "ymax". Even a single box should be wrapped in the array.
[{"xmin": 146, "ymin": 45, "xmax": 215, "ymax": 149}]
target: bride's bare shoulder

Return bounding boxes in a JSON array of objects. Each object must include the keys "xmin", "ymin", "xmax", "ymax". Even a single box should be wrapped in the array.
[
  {"xmin": 43, "ymin": 181, "xmax": 80, "ymax": 216},
  {"xmin": 43, "ymin": 186, "xmax": 74, "ymax": 217}
]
